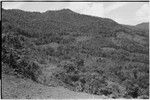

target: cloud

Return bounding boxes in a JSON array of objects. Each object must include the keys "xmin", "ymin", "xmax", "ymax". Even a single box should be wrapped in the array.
[
  {"xmin": 2, "ymin": 2, "xmax": 25, "ymax": 9},
  {"xmin": 66, "ymin": 2, "xmax": 129, "ymax": 18},
  {"xmin": 67, "ymin": 2, "xmax": 104, "ymax": 17},
  {"xmin": 136, "ymin": 4, "xmax": 149, "ymax": 22},
  {"xmin": 105, "ymin": 2, "xmax": 129, "ymax": 14}
]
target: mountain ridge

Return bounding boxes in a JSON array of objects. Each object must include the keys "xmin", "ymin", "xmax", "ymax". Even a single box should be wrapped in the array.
[
  {"xmin": 2, "ymin": 8, "xmax": 148, "ymax": 27},
  {"xmin": 135, "ymin": 22, "xmax": 149, "ymax": 31}
]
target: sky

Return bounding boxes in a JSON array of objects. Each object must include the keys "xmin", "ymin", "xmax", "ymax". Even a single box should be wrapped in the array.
[{"xmin": 2, "ymin": 1, "xmax": 149, "ymax": 25}]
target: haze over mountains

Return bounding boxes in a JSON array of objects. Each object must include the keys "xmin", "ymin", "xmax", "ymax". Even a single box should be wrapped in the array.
[{"xmin": 2, "ymin": 8, "xmax": 149, "ymax": 99}]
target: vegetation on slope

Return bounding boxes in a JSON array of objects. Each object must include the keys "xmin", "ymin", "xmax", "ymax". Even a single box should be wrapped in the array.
[{"xmin": 2, "ymin": 8, "xmax": 149, "ymax": 99}]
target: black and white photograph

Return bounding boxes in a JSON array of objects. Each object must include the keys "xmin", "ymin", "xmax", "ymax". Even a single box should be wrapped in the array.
[{"xmin": 1, "ymin": 0, "xmax": 149, "ymax": 99}]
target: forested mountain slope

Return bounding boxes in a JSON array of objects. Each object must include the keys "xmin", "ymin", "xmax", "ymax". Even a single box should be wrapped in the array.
[
  {"xmin": 136, "ymin": 22, "xmax": 149, "ymax": 31},
  {"xmin": 2, "ymin": 8, "xmax": 149, "ymax": 99}
]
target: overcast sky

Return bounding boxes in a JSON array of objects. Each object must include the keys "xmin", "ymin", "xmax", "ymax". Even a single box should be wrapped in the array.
[{"xmin": 2, "ymin": 2, "xmax": 149, "ymax": 25}]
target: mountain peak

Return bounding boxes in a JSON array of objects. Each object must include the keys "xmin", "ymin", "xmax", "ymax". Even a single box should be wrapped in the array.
[
  {"xmin": 44, "ymin": 8, "xmax": 75, "ymax": 14},
  {"xmin": 61, "ymin": 8, "xmax": 72, "ymax": 11},
  {"xmin": 57, "ymin": 8, "xmax": 76, "ymax": 14}
]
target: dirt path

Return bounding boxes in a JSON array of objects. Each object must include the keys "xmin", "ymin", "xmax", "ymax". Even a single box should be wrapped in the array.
[{"xmin": 2, "ymin": 74, "xmax": 107, "ymax": 99}]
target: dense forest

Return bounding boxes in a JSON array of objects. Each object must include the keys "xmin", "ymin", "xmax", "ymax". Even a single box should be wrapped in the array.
[{"xmin": 2, "ymin": 8, "xmax": 149, "ymax": 99}]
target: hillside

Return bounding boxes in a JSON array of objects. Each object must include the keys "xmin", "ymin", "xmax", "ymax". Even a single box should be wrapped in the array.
[
  {"xmin": 2, "ymin": 9, "xmax": 119, "ymax": 36},
  {"xmin": 2, "ymin": 8, "xmax": 149, "ymax": 99},
  {"xmin": 2, "ymin": 74, "xmax": 108, "ymax": 99},
  {"xmin": 135, "ymin": 22, "xmax": 149, "ymax": 31}
]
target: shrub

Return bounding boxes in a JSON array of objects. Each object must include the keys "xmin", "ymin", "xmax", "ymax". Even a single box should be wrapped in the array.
[{"xmin": 17, "ymin": 58, "xmax": 42, "ymax": 81}]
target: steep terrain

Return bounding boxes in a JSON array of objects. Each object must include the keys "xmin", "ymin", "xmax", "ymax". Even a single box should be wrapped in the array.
[
  {"xmin": 2, "ymin": 74, "xmax": 108, "ymax": 99},
  {"xmin": 135, "ymin": 22, "xmax": 149, "ymax": 31},
  {"xmin": 2, "ymin": 8, "xmax": 149, "ymax": 99}
]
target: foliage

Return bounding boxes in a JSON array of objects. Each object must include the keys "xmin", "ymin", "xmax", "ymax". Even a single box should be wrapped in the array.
[{"xmin": 2, "ymin": 9, "xmax": 149, "ymax": 99}]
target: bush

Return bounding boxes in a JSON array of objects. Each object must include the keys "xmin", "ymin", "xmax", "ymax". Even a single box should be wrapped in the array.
[
  {"xmin": 98, "ymin": 88, "xmax": 112, "ymax": 96},
  {"xmin": 2, "ymin": 31, "xmax": 42, "ymax": 81},
  {"xmin": 17, "ymin": 58, "xmax": 41, "ymax": 81}
]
